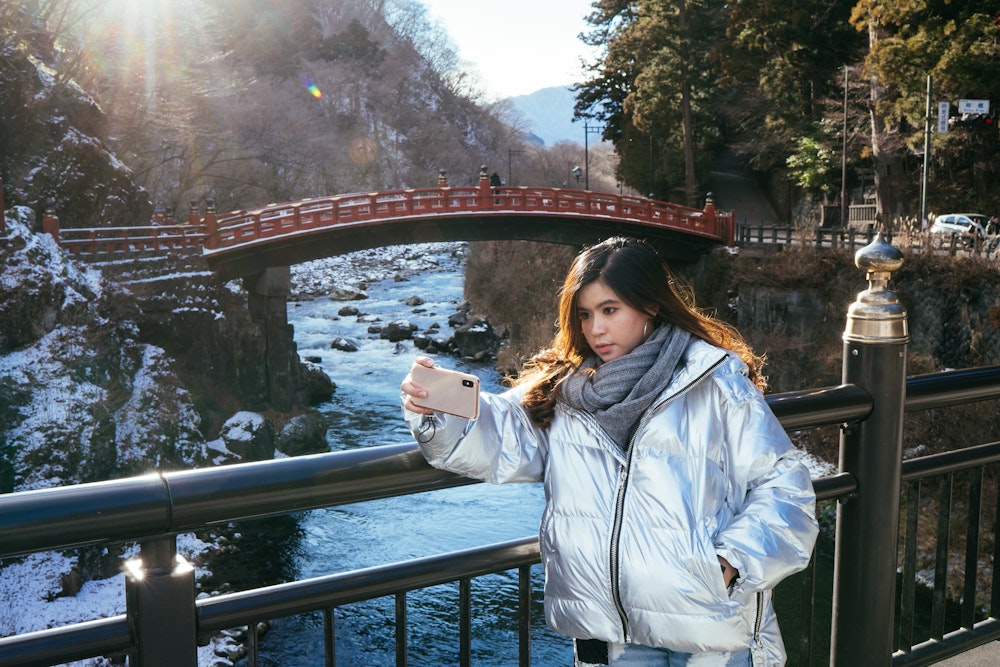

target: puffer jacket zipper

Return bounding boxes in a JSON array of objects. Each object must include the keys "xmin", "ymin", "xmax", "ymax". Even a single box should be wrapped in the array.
[
  {"xmin": 754, "ymin": 591, "xmax": 764, "ymax": 646},
  {"xmin": 606, "ymin": 353, "xmax": 728, "ymax": 642},
  {"xmin": 609, "ymin": 443, "xmax": 636, "ymax": 638}
]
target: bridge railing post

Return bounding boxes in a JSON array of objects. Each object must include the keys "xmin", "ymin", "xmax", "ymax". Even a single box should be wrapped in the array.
[
  {"xmin": 830, "ymin": 233, "xmax": 908, "ymax": 666},
  {"xmin": 204, "ymin": 198, "xmax": 217, "ymax": 247},
  {"xmin": 477, "ymin": 165, "xmax": 491, "ymax": 210},
  {"xmin": 41, "ymin": 206, "xmax": 60, "ymax": 241},
  {"xmin": 125, "ymin": 536, "xmax": 198, "ymax": 667}
]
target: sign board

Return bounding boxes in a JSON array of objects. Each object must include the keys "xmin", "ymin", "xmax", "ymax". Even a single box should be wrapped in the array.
[
  {"xmin": 959, "ymin": 99, "xmax": 990, "ymax": 114},
  {"xmin": 938, "ymin": 102, "xmax": 950, "ymax": 133}
]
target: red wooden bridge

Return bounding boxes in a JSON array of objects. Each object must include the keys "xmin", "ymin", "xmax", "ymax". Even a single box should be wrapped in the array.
[{"xmin": 22, "ymin": 171, "xmax": 735, "ymax": 279}]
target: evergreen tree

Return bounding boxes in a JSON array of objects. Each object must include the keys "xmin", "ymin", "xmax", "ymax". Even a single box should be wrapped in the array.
[
  {"xmin": 576, "ymin": 1, "xmax": 726, "ymax": 205},
  {"xmin": 852, "ymin": 0, "xmax": 1000, "ymax": 218},
  {"xmin": 719, "ymin": 0, "xmax": 863, "ymax": 172}
]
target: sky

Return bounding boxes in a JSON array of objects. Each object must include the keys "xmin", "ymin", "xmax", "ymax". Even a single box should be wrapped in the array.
[{"xmin": 420, "ymin": 0, "xmax": 597, "ymax": 99}]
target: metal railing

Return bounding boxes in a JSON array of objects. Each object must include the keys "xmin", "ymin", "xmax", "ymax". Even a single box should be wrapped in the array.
[
  {"xmin": 3, "ymin": 235, "xmax": 1000, "ymax": 666},
  {"xmin": 0, "ymin": 386, "xmax": 856, "ymax": 667},
  {"xmin": 737, "ymin": 222, "xmax": 1000, "ymax": 258},
  {"xmin": 736, "ymin": 223, "xmax": 882, "ymax": 251}
]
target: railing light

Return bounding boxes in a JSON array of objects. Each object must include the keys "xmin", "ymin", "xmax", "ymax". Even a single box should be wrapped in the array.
[
  {"xmin": 125, "ymin": 558, "xmax": 145, "ymax": 581},
  {"xmin": 175, "ymin": 555, "xmax": 194, "ymax": 573}
]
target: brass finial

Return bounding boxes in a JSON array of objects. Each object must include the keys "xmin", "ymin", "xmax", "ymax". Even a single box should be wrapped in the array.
[{"xmin": 843, "ymin": 233, "xmax": 909, "ymax": 343}]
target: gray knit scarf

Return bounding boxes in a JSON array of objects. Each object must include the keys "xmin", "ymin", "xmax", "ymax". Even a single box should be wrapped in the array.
[{"xmin": 560, "ymin": 324, "xmax": 691, "ymax": 449}]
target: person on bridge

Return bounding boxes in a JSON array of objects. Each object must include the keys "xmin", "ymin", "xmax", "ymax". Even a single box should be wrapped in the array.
[{"xmin": 401, "ymin": 236, "xmax": 818, "ymax": 666}]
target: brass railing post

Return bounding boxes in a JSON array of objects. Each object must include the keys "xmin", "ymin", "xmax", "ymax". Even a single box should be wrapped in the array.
[{"xmin": 830, "ymin": 233, "xmax": 909, "ymax": 665}]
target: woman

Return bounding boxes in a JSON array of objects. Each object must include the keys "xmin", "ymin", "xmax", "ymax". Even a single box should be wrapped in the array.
[{"xmin": 401, "ymin": 237, "xmax": 818, "ymax": 666}]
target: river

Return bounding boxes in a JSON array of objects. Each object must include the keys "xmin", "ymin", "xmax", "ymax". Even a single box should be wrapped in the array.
[{"xmin": 250, "ymin": 243, "xmax": 573, "ymax": 665}]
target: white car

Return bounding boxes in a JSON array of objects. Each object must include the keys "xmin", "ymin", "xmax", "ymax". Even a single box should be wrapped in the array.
[{"xmin": 929, "ymin": 213, "xmax": 987, "ymax": 244}]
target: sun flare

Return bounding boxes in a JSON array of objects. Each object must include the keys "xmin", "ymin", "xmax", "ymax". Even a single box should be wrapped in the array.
[{"xmin": 77, "ymin": 0, "xmax": 203, "ymax": 101}]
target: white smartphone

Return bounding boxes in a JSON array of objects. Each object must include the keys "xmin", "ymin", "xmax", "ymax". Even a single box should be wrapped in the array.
[{"xmin": 410, "ymin": 364, "xmax": 481, "ymax": 420}]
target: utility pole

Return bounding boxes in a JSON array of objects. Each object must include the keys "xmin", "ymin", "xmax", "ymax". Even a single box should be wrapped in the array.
[
  {"xmin": 507, "ymin": 148, "xmax": 524, "ymax": 186},
  {"xmin": 583, "ymin": 121, "xmax": 603, "ymax": 190},
  {"xmin": 920, "ymin": 75, "xmax": 932, "ymax": 230},
  {"xmin": 649, "ymin": 135, "xmax": 654, "ymax": 197},
  {"xmin": 841, "ymin": 65, "xmax": 853, "ymax": 228}
]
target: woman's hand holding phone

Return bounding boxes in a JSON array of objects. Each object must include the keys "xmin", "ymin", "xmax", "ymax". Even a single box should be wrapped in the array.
[
  {"xmin": 402, "ymin": 357, "xmax": 480, "ymax": 419},
  {"xmin": 402, "ymin": 357, "xmax": 437, "ymax": 415}
]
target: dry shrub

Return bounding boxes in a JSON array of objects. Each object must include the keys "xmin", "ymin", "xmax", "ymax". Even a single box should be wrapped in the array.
[
  {"xmin": 464, "ymin": 241, "xmax": 576, "ymax": 374},
  {"xmin": 725, "ymin": 245, "xmax": 857, "ymax": 291}
]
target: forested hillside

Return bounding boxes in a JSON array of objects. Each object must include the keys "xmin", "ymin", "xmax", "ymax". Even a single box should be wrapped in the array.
[
  {"xmin": 575, "ymin": 1, "xmax": 1000, "ymax": 222},
  {"xmin": 1, "ymin": 0, "xmax": 557, "ymax": 227}
]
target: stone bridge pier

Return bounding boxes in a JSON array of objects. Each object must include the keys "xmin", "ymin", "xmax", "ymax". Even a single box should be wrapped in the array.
[{"xmin": 244, "ymin": 266, "xmax": 301, "ymax": 412}]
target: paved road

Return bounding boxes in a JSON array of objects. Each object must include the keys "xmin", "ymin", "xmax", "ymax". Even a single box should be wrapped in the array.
[
  {"xmin": 709, "ymin": 149, "xmax": 779, "ymax": 226},
  {"xmin": 937, "ymin": 641, "xmax": 1000, "ymax": 665}
]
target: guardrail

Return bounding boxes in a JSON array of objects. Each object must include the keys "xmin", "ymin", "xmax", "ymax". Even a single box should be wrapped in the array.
[
  {"xmin": 0, "ymin": 387, "xmax": 861, "ymax": 667},
  {"xmin": 737, "ymin": 223, "xmax": 1000, "ymax": 258},
  {"xmin": 52, "ymin": 225, "xmax": 208, "ymax": 256},
  {"xmin": 33, "ymin": 202, "xmax": 210, "ymax": 257}
]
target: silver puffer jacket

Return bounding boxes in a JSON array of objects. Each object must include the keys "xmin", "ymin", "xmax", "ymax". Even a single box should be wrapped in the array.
[{"xmin": 404, "ymin": 339, "xmax": 819, "ymax": 665}]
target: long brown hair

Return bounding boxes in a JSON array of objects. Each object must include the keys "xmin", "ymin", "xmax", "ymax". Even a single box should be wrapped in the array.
[{"xmin": 515, "ymin": 237, "xmax": 766, "ymax": 428}]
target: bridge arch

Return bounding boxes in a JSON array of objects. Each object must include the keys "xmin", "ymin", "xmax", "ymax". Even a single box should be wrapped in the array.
[{"xmin": 201, "ymin": 177, "xmax": 733, "ymax": 280}]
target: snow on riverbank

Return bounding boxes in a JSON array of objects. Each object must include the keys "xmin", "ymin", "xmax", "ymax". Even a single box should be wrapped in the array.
[
  {"xmin": 286, "ymin": 242, "xmax": 465, "ymax": 300},
  {"xmin": 0, "ymin": 220, "xmax": 466, "ymax": 665}
]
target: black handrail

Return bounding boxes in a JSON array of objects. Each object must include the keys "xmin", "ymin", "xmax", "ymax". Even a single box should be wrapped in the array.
[
  {"xmin": 895, "ymin": 619, "xmax": 1000, "ymax": 666},
  {"xmin": 901, "ymin": 440, "xmax": 1000, "ymax": 481},
  {"xmin": 5, "ymin": 367, "xmax": 1000, "ymax": 559},
  {"xmin": 0, "ymin": 538, "xmax": 541, "ymax": 667},
  {"xmin": 196, "ymin": 536, "xmax": 540, "ymax": 634},
  {"xmin": 0, "ymin": 383, "xmax": 862, "ymax": 558},
  {"xmin": 5, "ymin": 435, "xmax": 999, "ymax": 667},
  {"xmin": 905, "ymin": 365, "xmax": 1000, "ymax": 411},
  {"xmin": 766, "ymin": 383, "xmax": 871, "ymax": 429},
  {"xmin": 813, "ymin": 472, "xmax": 857, "ymax": 502},
  {"xmin": 0, "ymin": 616, "xmax": 129, "ymax": 667},
  {"xmin": 0, "ymin": 443, "xmax": 476, "ymax": 557}
]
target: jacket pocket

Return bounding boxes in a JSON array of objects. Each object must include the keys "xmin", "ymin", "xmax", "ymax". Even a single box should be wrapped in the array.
[{"xmin": 684, "ymin": 523, "xmax": 733, "ymax": 606}]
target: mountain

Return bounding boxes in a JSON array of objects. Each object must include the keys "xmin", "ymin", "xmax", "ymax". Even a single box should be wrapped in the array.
[{"xmin": 507, "ymin": 85, "xmax": 586, "ymax": 146}]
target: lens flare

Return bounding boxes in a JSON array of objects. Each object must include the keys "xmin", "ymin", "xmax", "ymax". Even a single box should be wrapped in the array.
[{"xmin": 300, "ymin": 75, "xmax": 322, "ymax": 99}]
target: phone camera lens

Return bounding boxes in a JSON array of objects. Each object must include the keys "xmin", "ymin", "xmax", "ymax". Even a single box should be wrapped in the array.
[{"xmin": 462, "ymin": 379, "xmax": 474, "ymax": 387}]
